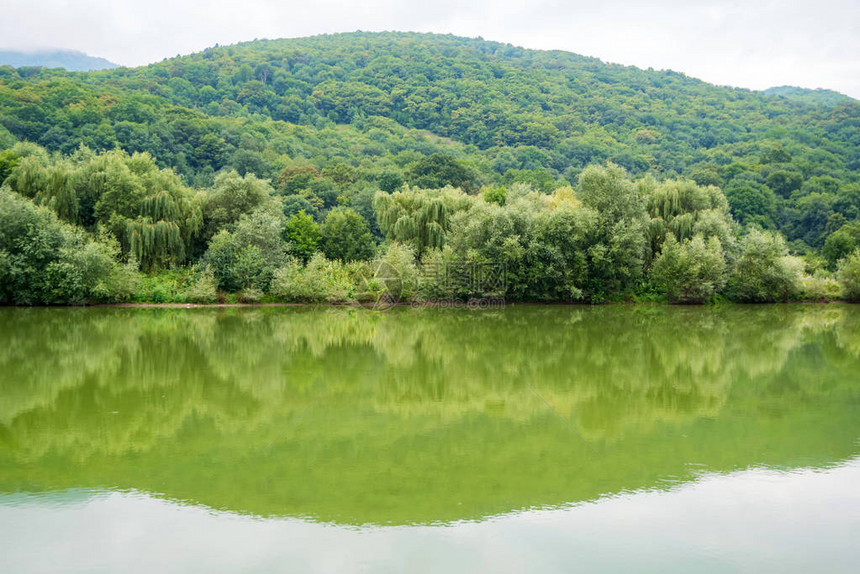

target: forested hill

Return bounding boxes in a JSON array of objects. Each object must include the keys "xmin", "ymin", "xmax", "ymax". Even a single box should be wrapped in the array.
[{"xmin": 1, "ymin": 31, "xmax": 859, "ymax": 255}]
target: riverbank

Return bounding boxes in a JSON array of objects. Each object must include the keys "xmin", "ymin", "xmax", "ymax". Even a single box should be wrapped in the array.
[{"xmin": 6, "ymin": 298, "xmax": 848, "ymax": 308}]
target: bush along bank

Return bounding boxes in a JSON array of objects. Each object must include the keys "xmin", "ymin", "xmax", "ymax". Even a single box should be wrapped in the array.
[{"xmin": 1, "ymin": 157, "xmax": 858, "ymax": 306}]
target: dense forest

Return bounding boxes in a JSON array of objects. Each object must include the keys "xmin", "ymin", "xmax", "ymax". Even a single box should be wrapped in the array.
[{"xmin": 1, "ymin": 31, "xmax": 859, "ymax": 305}]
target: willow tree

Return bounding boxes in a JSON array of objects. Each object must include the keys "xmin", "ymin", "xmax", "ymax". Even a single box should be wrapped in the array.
[
  {"xmin": 4, "ymin": 145, "xmax": 201, "ymax": 270},
  {"xmin": 5, "ymin": 152, "xmax": 86, "ymax": 225},
  {"xmin": 5, "ymin": 155, "xmax": 46, "ymax": 199},
  {"xmin": 126, "ymin": 189, "xmax": 198, "ymax": 270},
  {"xmin": 75, "ymin": 149, "xmax": 145, "ymax": 228},
  {"xmin": 74, "ymin": 148, "xmax": 203, "ymax": 270},
  {"xmin": 127, "ymin": 218, "xmax": 186, "ymax": 271},
  {"xmin": 374, "ymin": 187, "xmax": 472, "ymax": 257},
  {"xmin": 644, "ymin": 178, "xmax": 736, "ymax": 258},
  {"xmin": 42, "ymin": 162, "xmax": 81, "ymax": 223},
  {"xmin": 83, "ymin": 149, "xmax": 201, "ymax": 270}
]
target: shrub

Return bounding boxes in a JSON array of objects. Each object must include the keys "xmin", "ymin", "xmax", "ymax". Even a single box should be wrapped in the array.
[
  {"xmin": 0, "ymin": 188, "xmax": 139, "ymax": 304},
  {"xmin": 727, "ymin": 229, "xmax": 803, "ymax": 302},
  {"xmin": 185, "ymin": 267, "xmax": 219, "ymax": 303},
  {"xmin": 238, "ymin": 288, "xmax": 263, "ymax": 303},
  {"xmin": 800, "ymin": 273, "xmax": 842, "ymax": 302},
  {"xmin": 200, "ymin": 209, "xmax": 288, "ymax": 292},
  {"xmin": 270, "ymin": 254, "xmax": 356, "ymax": 303},
  {"xmin": 418, "ymin": 247, "xmax": 460, "ymax": 301},
  {"xmin": 372, "ymin": 242, "xmax": 419, "ymax": 303},
  {"xmin": 837, "ymin": 249, "xmax": 860, "ymax": 302},
  {"xmin": 651, "ymin": 233, "xmax": 726, "ymax": 304},
  {"xmin": 134, "ymin": 275, "xmax": 171, "ymax": 303},
  {"xmin": 270, "ymin": 259, "xmax": 305, "ymax": 301},
  {"xmin": 89, "ymin": 249, "xmax": 140, "ymax": 303}
]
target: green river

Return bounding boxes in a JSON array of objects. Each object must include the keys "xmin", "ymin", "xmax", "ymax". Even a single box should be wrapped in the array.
[{"xmin": 0, "ymin": 305, "xmax": 859, "ymax": 572}]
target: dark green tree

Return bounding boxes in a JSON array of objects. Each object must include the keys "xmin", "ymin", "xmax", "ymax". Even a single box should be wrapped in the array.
[
  {"xmin": 407, "ymin": 154, "xmax": 478, "ymax": 192},
  {"xmin": 285, "ymin": 210, "xmax": 321, "ymax": 262},
  {"xmin": 320, "ymin": 208, "xmax": 375, "ymax": 261}
]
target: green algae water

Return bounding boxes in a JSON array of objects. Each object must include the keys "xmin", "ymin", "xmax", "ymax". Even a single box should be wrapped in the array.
[{"xmin": 1, "ymin": 305, "xmax": 859, "ymax": 572}]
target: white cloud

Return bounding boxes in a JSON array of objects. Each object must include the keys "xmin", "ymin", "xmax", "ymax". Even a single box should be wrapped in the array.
[{"xmin": 1, "ymin": 0, "xmax": 858, "ymax": 97}]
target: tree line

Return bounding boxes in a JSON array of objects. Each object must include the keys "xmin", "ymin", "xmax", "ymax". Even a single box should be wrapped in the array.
[{"xmin": 2, "ymin": 143, "xmax": 859, "ymax": 305}]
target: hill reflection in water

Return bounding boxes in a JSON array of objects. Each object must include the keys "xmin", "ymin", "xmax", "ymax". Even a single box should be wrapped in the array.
[{"xmin": 1, "ymin": 305, "xmax": 858, "ymax": 525}]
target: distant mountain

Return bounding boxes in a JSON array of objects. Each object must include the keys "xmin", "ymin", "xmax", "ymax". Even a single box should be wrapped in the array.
[
  {"xmin": 762, "ymin": 85, "xmax": 855, "ymax": 106},
  {"xmin": 0, "ymin": 49, "xmax": 118, "ymax": 72}
]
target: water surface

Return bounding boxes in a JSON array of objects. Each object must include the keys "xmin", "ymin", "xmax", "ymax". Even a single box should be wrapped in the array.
[{"xmin": 1, "ymin": 305, "xmax": 859, "ymax": 572}]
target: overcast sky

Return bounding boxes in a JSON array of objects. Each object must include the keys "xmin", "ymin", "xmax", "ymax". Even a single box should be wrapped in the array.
[{"xmin": 2, "ymin": 0, "xmax": 858, "ymax": 97}]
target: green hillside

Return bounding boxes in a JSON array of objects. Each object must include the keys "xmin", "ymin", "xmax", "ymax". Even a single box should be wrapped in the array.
[{"xmin": 1, "ymin": 32, "xmax": 859, "ymax": 304}]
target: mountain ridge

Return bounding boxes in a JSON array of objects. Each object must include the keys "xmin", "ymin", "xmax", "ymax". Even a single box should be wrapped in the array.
[{"xmin": 0, "ymin": 49, "xmax": 118, "ymax": 72}]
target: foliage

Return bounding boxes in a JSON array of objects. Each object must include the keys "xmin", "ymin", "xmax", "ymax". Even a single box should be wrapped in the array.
[
  {"xmin": 577, "ymin": 164, "xmax": 649, "ymax": 299},
  {"xmin": 320, "ymin": 208, "xmax": 375, "ymax": 261},
  {"xmin": 270, "ymin": 254, "xmax": 357, "ymax": 303},
  {"xmin": 1, "ymin": 32, "xmax": 860, "ymax": 303},
  {"xmin": 373, "ymin": 242, "xmax": 419, "ymax": 303},
  {"xmin": 822, "ymin": 222, "xmax": 860, "ymax": 269},
  {"xmin": 4, "ymin": 146, "xmax": 201, "ymax": 270},
  {"xmin": 727, "ymin": 230, "xmax": 804, "ymax": 302},
  {"xmin": 199, "ymin": 208, "xmax": 288, "ymax": 291},
  {"xmin": 284, "ymin": 210, "xmax": 321, "ymax": 262},
  {"xmin": 0, "ymin": 149, "xmax": 21, "ymax": 186},
  {"xmin": 651, "ymin": 234, "xmax": 727, "ymax": 304},
  {"xmin": 445, "ymin": 183, "xmax": 595, "ymax": 301},
  {"xmin": 406, "ymin": 153, "xmax": 480, "ymax": 192},
  {"xmin": 238, "ymin": 287, "xmax": 263, "ymax": 303},
  {"xmin": 800, "ymin": 272, "xmax": 842, "ymax": 302},
  {"xmin": 837, "ymin": 250, "xmax": 860, "ymax": 301},
  {"xmin": 185, "ymin": 266, "xmax": 219, "ymax": 303},
  {"xmin": 645, "ymin": 177, "xmax": 736, "ymax": 256},
  {"xmin": 0, "ymin": 31, "xmax": 856, "ymax": 261},
  {"xmin": 0, "ymin": 187, "xmax": 139, "ymax": 304},
  {"xmin": 127, "ymin": 218, "xmax": 185, "ymax": 271},
  {"xmin": 200, "ymin": 169, "xmax": 275, "ymax": 241},
  {"xmin": 374, "ymin": 187, "xmax": 472, "ymax": 257},
  {"xmin": 482, "ymin": 186, "xmax": 506, "ymax": 206}
]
